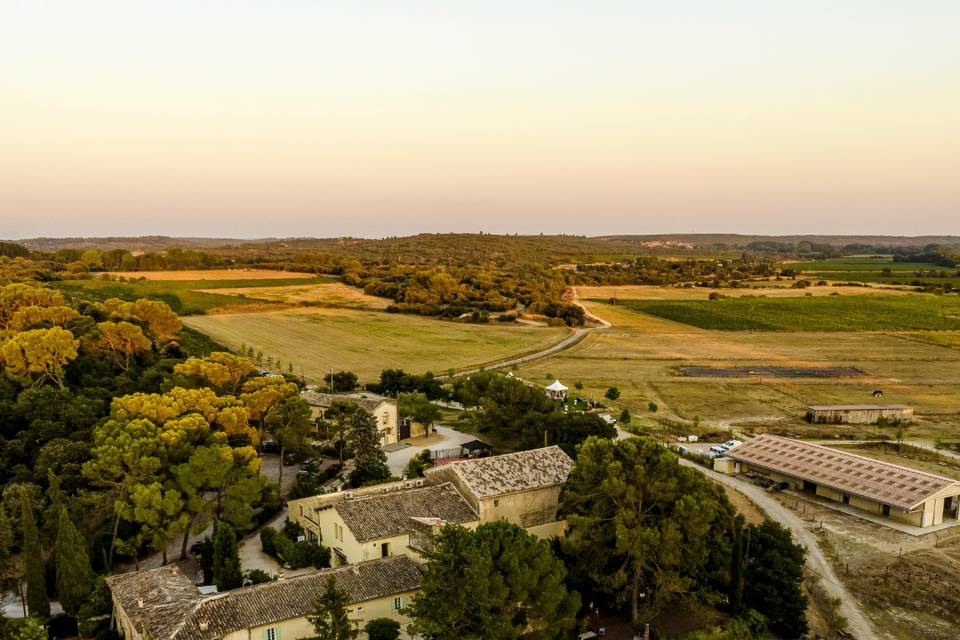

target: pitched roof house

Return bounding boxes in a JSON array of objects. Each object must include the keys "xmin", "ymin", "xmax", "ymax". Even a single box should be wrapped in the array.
[
  {"xmin": 301, "ymin": 389, "xmax": 402, "ymax": 446},
  {"xmin": 424, "ymin": 446, "xmax": 574, "ymax": 537},
  {"xmin": 289, "ymin": 482, "xmax": 479, "ymax": 566},
  {"xmin": 106, "ymin": 555, "xmax": 422, "ymax": 640}
]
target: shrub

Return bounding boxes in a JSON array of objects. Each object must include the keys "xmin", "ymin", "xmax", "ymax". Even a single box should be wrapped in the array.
[
  {"xmin": 604, "ymin": 387, "xmax": 620, "ymax": 401},
  {"xmin": 260, "ymin": 527, "xmax": 278, "ymax": 556},
  {"xmin": 245, "ymin": 569, "xmax": 275, "ymax": 584},
  {"xmin": 365, "ymin": 618, "xmax": 402, "ymax": 640},
  {"xmin": 619, "ymin": 408, "xmax": 631, "ymax": 424},
  {"xmin": 648, "ymin": 401, "xmax": 658, "ymax": 413}
]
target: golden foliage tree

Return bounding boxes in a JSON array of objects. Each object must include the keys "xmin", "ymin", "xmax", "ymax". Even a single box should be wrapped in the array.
[
  {"xmin": 174, "ymin": 352, "xmax": 257, "ymax": 392},
  {"xmin": 93, "ymin": 321, "xmax": 152, "ymax": 369},
  {"xmin": 0, "ymin": 283, "xmax": 65, "ymax": 329},
  {"xmin": 0, "ymin": 327, "xmax": 79, "ymax": 389},
  {"xmin": 8, "ymin": 305, "xmax": 80, "ymax": 331}
]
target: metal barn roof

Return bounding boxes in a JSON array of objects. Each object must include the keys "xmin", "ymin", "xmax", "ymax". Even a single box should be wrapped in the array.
[
  {"xmin": 725, "ymin": 434, "xmax": 958, "ymax": 510},
  {"xmin": 806, "ymin": 404, "xmax": 911, "ymax": 411}
]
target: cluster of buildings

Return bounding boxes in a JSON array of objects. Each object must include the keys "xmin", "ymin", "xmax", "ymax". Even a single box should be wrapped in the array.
[{"xmin": 107, "ymin": 446, "xmax": 574, "ymax": 640}]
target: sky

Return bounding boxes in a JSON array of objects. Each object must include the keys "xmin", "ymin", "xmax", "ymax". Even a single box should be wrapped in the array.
[{"xmin": 2, "ymin": 1, "xmax": 958, "ymax": 239}]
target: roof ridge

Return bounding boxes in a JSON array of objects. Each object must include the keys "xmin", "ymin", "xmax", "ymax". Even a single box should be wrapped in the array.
[{"xmin": 751, "ymin": 434, "xmax": 955, "ymax": 482}]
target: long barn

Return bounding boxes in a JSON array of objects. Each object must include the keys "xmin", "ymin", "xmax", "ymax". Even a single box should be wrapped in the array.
[
  {"xmin": 805, "ymin": 404, "xmax": 913, "ymax": 425},
  {"xmin": 717, "ymin": 434, "xmax": 960, "ymax": 528}
]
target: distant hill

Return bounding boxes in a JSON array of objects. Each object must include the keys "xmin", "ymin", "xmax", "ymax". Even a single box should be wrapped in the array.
[{"xmin": 12, "ymin": 233, "xmax": 960, "ymax": 256}]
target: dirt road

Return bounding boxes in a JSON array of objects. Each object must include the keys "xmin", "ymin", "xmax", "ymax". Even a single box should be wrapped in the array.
[{"xmin": 679, "ymin": 460, "xmax": 881, "ymax": 640}]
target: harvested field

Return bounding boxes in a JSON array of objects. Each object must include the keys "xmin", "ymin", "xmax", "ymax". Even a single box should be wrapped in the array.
[
  {"xmin": 681, "ymin": 365, "xmax": 862, "ymax": 378},
  {"xmin": 514, "ymin": 300, "xmax": 960, "ymax": 440},
  {"xmin": 106, "ymin": 269, "xmax": 317, "ymax": 280},
  {"xmin": 55, "ymin": 275, "xmax": 333, "ymax": 314},
  {"xmin": 184, "ymin": 307, "xmax": 569, "ymax": 382},
  {"xmin": 198, "ymin": 282, "xmax": 390, "ymax": 309}
]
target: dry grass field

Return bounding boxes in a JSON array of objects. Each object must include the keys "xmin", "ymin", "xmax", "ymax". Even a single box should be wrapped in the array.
[
  {"xmin": 197, "ymin": 282, "xmax": 390, "ymax": 309},
  {"xmin": 107, "ymin": 269, "xmax": 317, "ymax": 280},
  {"xmin": 184, "ymin": 307, "xmax": 569, "ymax": 381},
  {"xmin": 515, "ymin": 300, "xmax": 960, "ymax": 439}
]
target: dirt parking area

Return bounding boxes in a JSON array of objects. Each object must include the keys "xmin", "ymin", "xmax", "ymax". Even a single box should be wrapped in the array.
[{"xmin": 774, "ymin": 494, "xmax": 960, "ymax": 640}]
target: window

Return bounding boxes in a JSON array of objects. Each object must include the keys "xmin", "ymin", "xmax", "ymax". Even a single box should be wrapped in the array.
[
  {"xmin": 493, "ymin": 499, "xmax": 499, "ymax": 507},
  {"xmin": 264, "ymin": 628, "xmax": 279, "ymax": 640},
  {"xmin": 392, "ymin": 596, "xmax": 403, "ymax": 612},
  {"xmin": 381, "ymin": 542, "xmax": 390, "ymax": 558}
]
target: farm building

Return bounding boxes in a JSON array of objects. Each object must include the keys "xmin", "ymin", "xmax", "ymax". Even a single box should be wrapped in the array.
[
  {"xmin": 106, "ymin": 556, "xmax": 421, "ymax": 640},
  {"xmin": 805, "ymin": 403, "xmax": 913, "ymax": 425},
  {"xmin": 717, "ymin": 434, "xmax": 960, "ymax": 528}
]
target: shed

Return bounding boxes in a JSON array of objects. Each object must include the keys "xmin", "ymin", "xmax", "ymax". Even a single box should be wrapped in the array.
[{"xmin": 805, "ymin": 404, "xmax": 913, "ymax": 425}]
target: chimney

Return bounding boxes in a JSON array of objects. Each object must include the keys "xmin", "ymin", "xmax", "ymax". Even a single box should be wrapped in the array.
[
  {"xmin": 277, "ymin": 569, "xmax": 285, "ymax": 581},
  {"xmin": 137, "ymin": 598, "xmax": 144, "ymax": 609},
  {"xmin": 199, "ymin": 621, "xmax": 209, "ymax": 632}
]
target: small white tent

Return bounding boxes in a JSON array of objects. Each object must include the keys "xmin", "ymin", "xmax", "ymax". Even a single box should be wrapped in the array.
[{"xmin": 545, "ymin": 379, "xmax": 568, "ymax": 400}]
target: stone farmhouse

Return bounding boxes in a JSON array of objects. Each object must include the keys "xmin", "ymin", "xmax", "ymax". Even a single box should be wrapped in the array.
[
  {"xmin": 288, "ymin": 446, "xmax": 574, "ymax": 566},
  {"xmin": 805, "ymin": 403, "xmax": 913, "ymax": 425},
  {"xmin": 291, "ymin": 482, "xmax": 480, "ymax": 566},
  {"xmin": 301, "ymin": 389, "xmax": 411, "ymax": 447},
  {"xmin": 106, "ymin": 555, "xmax": 421, "ymax": 640}
]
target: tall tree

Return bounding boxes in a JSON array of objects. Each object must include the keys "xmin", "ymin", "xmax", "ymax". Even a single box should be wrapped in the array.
[
  {"xmin": 743, "ymin": 521, "xmax": 808, "ymax": 638},
  {"xmin": 82, "ymin": 418, "xmax": 164, "ymax": 569},
  {"xmin": 122, "ymin": 482, "xmax": 189, "ymax": 566},
  {"xmin": 0, "ymin": 505, "xmax": 15, "ymax": 596},
  {"xmin": 561, "ymin": 436, "xmax": 725, "ymax": 626},
  {"xmin": 0, "ymin": 327, "xmax": 79, "ymax": 389},
  {"xmin": 53, "ymin": 507, "xmax": 95, "ymax": 617},
  {"xmin": 211, "ymin": 522, "xmax": 242, "ymax": 591},
  {"xmin": 309, "ymin": 576, "xmax": 359, "ymax": 640},
  {"xmin": 408, "ymin": 522, "xmax": 579, "ymax": 640},
  {"xmin": 398, "ymin": 392, "xmax": 440, "ymax": 437},
  {"xmin": 728, "ymin": 516, "xmax": 745, "ymax": 616},
  {"xmin": 265, "ymin": 395, "xmax": 314, "ymax": 492},
  {"xmin": 20, "ymin": 493, "xmax": 49, "ymax": 618},
  {"xmin": 346, "ymin": 410, "xmax": 390, "ymax": 487},
  {"xmin": 323, "ymin": 401, "xmax": 357, "ymax": 465}
]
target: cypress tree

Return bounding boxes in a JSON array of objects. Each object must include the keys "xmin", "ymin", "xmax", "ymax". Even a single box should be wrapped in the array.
[
  {"xmin": 212, "ymin": 523, "xmax": 242, "ymax": 591},
  {"xmin": 20, "ymin": 493, "xmax": 49, "ymax": 618},
  {"xmin": 0, "ymin": 504, "xmax": 14, "ymax": 593},
  {"xmin": 729, "ymin": 517, "xmax": 745, "ymax": 615},
  {"xmin": 54, "ymin": 507, "xmax": 94, "ymax": 617}
]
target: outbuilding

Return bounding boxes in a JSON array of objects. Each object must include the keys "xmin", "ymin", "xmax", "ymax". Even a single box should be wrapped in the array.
[
  {"xmin": 805, "ymin": 404, "xmax": 913, "ymax": 425},
  {"xmin": 545, "ymin": 379, "xmax": 568, "ymax": 400},
  {"xmin": 718, "ymin": 434, "xmax": 960, "ymax": 528}
]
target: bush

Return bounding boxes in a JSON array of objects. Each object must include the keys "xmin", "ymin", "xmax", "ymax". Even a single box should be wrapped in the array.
[
  {"xmin": 260, "ymin": 527, "xmax": 278, "ymax": 556},
  {"xmin": 648, "ymin": 402, "xmax": 658, "ymax": 413},
  {"xmin": 365, "ymin": 617, "xmax": 402, "ymax": 640},
  {"xmin": 619, "ymin": 408, "xmax": 631, "ymax": 424},
  {"xmin": 496, "ymin": 313, "xmax": 516, "ymax": 322},
  {"xmin": 245, "ymin": 569, "xmax": 275, "ymax": 584},
  {"xmin": 262, "ymin": 523, "xmax": 331, "ymax": 570},
  {"xmin": 604, "ymin": 387, "xmax": 620, "ymax": 401}
]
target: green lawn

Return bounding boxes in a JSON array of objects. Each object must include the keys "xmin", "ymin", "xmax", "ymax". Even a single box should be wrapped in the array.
[
  {"xmin": 53, "ymin": 276, "xmax": 334, "ymax": 315},
  {"xmin": 608, "ymin": 294, "xmax": 960, "ymax": 331}
]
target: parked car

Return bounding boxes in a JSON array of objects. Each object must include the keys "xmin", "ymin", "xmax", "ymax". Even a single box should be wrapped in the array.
[
  {"xmin": 723, "ymin": 439, "xmax": 743, "ymax": 449},
  {"xmin": 189, "ymin": 540, "xmax": 206, "ymax": 556}
]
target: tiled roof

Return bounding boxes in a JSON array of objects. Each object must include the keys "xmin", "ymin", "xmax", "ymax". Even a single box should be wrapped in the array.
[
  {"xmin": 427, "ymin": 446, "xmax": 574, "ymax": 499},
  {"xmin": 301, "ymin": 390, "xmax": 390, "ymax": 413},
  {"xmin": 335, "ymin": 483, "xmax": 478, "ymax": 542},
  {"xmin": 107, "ymin": 556, "xmax": 422, "ymax": 640},
  {"xmin": 725, "ymin": 434, "xmax": 958, "ymax": 510}
]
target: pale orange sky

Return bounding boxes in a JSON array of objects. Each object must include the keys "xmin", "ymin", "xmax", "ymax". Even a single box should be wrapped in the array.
[{"xmin": 2, "ymin": 2, "xmax": 958, "ymax": 238}]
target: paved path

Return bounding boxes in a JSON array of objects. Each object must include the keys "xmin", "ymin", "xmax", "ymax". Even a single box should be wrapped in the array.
[{"xmin": 679, "ymin": 459, "xmax": 881, "ymax": 640}]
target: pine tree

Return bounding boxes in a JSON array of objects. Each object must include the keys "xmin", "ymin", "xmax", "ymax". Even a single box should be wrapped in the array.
[
  {"xmin": 54, "ymin": 507, "xmax": 95, "ymax": 617},
  {"xmin": 212, "ymin": 523, "xmax": 242, "ymax": 591},
  {"xmin": 309, "ymin": 576, "xmax": 359, "ymax": 640},
  {"xmin": 20, "ymin": 493, "xmax": 49, "ymax": 618}
]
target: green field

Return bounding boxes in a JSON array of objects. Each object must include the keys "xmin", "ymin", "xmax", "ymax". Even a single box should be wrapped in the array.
[
  {"xmin": 789, "ymin": 256, "xmax": 959, "ymax": 287},
  {"xmin": 184, "ymin": 307, "xmax": 569, "ymax": 381},
  {"xmin": 607, "ymin": 295, "xmax": 960, "ymax": 331},
  {"xmin": 54, "ymin": 276, "xmax": 334, "ymax": 314}
]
